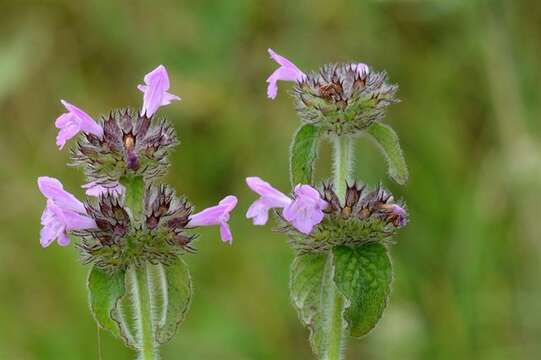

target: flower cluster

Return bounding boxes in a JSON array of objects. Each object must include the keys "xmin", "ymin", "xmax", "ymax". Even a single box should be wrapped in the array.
[
  {"xmin": 75, "ymin": 185, "xmax": 235, "ymax": 272},
  {"xmin": 71, "ymin": 109, "xmax": 177, "ymax": 186},
  {"xmin": 38, "ymin": 65, "xmax": 238, "ymax": 268},
  {"xmin": 245, "ymin": 177, "xmax": 407, "ymax": 253},
  {"xmin": 301, "ymin": 182, "xmax": 407, "ymax": 251},
  {"xmin": 266, "ymin": 48, "xmax": 398, "ymax": 136}
]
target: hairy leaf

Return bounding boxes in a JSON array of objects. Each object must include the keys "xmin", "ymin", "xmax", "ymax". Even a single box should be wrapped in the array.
[
  {"xmin": 88, "ymin": 266, "xmax": 135, "ymax": 347},
  {"xmin": 155, "ymin": 258, "xmax": 192, "ymax": 344},
  {"xmin": 366, "ymin": 121, "xmax": 408, "ymax": 185},
  {"xmin": 333, "ymin": 243, "xmax": 392, "ymax": 337},
  {"xmin": 290, "ymin": 252, "xmax": 327, "ymax": 355},
  {"xmin": 289, "ymin": 123, "xmax": 321, "ymax": 186}
]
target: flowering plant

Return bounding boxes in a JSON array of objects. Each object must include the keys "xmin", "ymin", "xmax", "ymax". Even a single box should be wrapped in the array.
[
  {"xmin": 246, "ymin": 49, "xmax": 409, "ymax": 359},
  {"xmin": 38, "ymin": 65, "xmax": 237, "ymax": 359}
]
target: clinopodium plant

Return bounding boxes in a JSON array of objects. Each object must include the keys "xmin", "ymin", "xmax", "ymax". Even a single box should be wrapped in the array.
[
  {"xmin": 246, "ymin": 49, "xmax": 409, "ymax": 359},
  {"xmin": 38, "ymin": 65, "xmax": 237, "ymax": 359}
]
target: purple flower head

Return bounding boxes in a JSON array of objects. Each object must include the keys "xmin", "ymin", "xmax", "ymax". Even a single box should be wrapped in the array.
[
  {"xmin": 245, "ymin": 177, "xmax": 292, "ymax": 225},
  {"xmin": 82, "ymin": 181, "xmax": 124, "ymax": 197},
  {"xmin": 187, "ymin": 195, "xmax": 238, "ymax": 243},
  {"xmin": 283, "ymin": 184, "xmax": 327, "ymax": 234},
  {"xmin": 137, "ymin": 65, "xmax": 181, "ymax": 117},
  {"xmin": 266, "ymin": 48, "xmax": 307, "ymax": 99},
  {"xmin": 55, "ymin": 100, "xmax": 103, "ymax": 150},
  {"xmin": 38, "ymin": 177, "xmax": 96, "ymax": 247}
]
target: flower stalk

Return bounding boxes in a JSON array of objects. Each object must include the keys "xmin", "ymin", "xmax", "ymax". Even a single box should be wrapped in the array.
[
  {"xmin": 124, "ymin": 177, "xmax": 158, "ymax": 359},
  {"xmin": 332, "ymin": 136, "xmax": 353, "ymax": 200},
  {"xmin": 318, "ymin": 136, "xmax": 354, "ymax": 360},
  {"xmin": 131, "ymin": 264, "xmax": 157, "ymax": 360},
  {"xmin": 320, "ymin": 252, "xmax": 345, "ymax": 360}
]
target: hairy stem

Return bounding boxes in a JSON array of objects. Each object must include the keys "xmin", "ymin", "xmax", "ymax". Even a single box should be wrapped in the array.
[
  {"xmin": 320, "ymin": 252, "xmax": 346, "ymax": 360},
  {"xmin": 121, "ymin": 175, "xmax": 145, "ymax": 220},
  {"xmin": 320, "ymin": 135, "xmax": 354, "ymax": 360},
  {"xmin": 130, "ymin": 264, "xmax": 158, "ymax": 360},
  {"xmin": 332, "ymin": 136, "xmax": 352, "ymax": 199}
]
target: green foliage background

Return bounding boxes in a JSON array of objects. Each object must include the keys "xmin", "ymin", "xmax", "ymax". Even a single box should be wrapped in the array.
[{"xmin": 0, "ymin": 0, "xmax": 540, "ymax": 358}]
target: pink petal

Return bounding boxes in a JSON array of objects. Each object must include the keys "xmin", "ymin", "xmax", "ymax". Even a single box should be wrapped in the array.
[
  {"xmin": 245, "ymin": 177, "xmax": 291, "ymax": 208},
  {"xmin": 246, "ymin": 199, "xmax": 270, "ymax": 225},
  {"xmin": 38, "ymin": 177, "xmax": 86, "ymax": 213},
  {"xmin": 219, "ymin": 222, "xmax": 233, "ymax": 243},
  {"xmin": 354, "ymin": 63, "xmax": 369, "ymax": 77},
  {"xmin": 187, "ymin": 195, "xmax": 237, "ymax": 228},
  {"xmin": 266, "ymin": 48, "xmax": 306, "ymax": 99},
  {"xmin": 60, "ymin": 100, "xmax": 103, "ymax": 137},
  {"xmin": 138, "ymin": 65, "xmax": 180, "ymax": 117},
  {"xmin": 56, "ymin": 123, "xmax": 80, "ymax": 150},
  {"xmin": 82, "ymin": 181, "xmax": 123, "ymax": 197}
]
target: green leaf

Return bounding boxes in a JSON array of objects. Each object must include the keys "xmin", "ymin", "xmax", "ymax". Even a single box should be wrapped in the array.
[
  {"xmin": 365, "ymin": 121, "xmax": 408, "ymax": 185},
  {"xmin": 289, "ymin": 253, "xmax": 327, "ymax": 355},
  {"xmin": 88, "ymin": 266, "xmax": 135, "ymax": 347},
  {"xmin": 333, "ymin": 243, "xmax": 392, "ymax": 337},
  {"xmin": 155, "ymin": 258, "xmax": 192, "ymax": 344},
  {"xmin": 289, "ymin": 123, "xmax": 321, "ymax": 186}
]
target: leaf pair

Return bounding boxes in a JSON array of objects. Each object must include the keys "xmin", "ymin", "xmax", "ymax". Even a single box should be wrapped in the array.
[
  {"xmin": 88, "ymin": 258, "xmax": 192, "ymax": 348},
  {"xmin": 289, "ymin": 122, "xmax": 408, "ymax": 186},
  {"xmin": 290, "ymin": 243, "xmax": 392, "ymax": 357}
]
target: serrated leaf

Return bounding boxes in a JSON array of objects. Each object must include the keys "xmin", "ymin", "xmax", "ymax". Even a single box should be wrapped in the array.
[
  {"xmin": 365, "ymin": 121, "xmax": 408, "ymax": 185},
  {"xmin": 333, "ymin": 243, "xmax": 392, "ymax": 337},
  {"xmin": 289, "ymin": 123, "xmax": 321, "ymax": 186},
  {"xmin": 155, "ymin": 258, "xmax": 192, "ymax": 344},
  {"xmin": 290, "ymin": 252, "xmax": 327, "ymax": 354},
  {"xmin": 88, "ymin": 266, "xmax": 134, "ymax": 346}
]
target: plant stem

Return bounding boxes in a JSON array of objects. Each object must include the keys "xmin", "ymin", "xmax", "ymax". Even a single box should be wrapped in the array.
[
  {"xmin": 320, "ymin": 252, "xmax": 346, "ymax": 360},
  {"xmin": 332, "ymin": 136, "xmax": 352, "ymax": 199},
  {"xmin": 320, "ymin": 135, "xmax": 354, "ymax": 360},
  {"xmin": 131, "ymin": 264, "xmax": 157, "ymax": 360},
  {"xmin": 121, "ymin": 175, "xmax": 145, "ymax": 220}
]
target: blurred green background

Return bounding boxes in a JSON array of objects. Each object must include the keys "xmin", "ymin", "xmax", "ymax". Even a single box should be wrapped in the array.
[{"xmin": 1, "ymin": 0, "xmax": 540, "ymax": 359}]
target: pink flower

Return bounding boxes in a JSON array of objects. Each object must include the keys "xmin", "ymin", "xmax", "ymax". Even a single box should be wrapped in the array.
[
  {"xmin": 266, "ymin": 48, "xmax": 306, "ymax": 99},
  {"xmin": 82, "ymin": 181, "xmax": 124, "ymax": 197},
  {"xmin": 55, "ymin": 100, "xmax": 103, "ymax": 150},
  {"xmin": 186, "ymin": 195, "xmax": 238, "ymax": 243},
  {"xmin": 283, "ymin": 185, "xmax": 327, "ymax": 234},
  {"xmin": 354, "ymin": 63, "xmax": 369, "ymax": 77},
  {"xmin": 137, "ymin": 65, "xmax": 181, "ymax": 117},
  {"xmin": 245, "ymin": 177, "xmax": 327, "ymax": 234},
  {"xmin": 38, "ymin": 177, "xmax": 96, "ymax": 247},
  {"xmin": 245, "ymin": 177, "xmax": 292, "ymax": 225}
]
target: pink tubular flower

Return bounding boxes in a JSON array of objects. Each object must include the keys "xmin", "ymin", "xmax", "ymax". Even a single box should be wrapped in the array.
[
  {"xmin": 137, "ymin": 65, "xmax": 181, "ymax": 117},
  {"xmin": 245, "ymin": 177, "xmax": 327, "ymax": 234},
  {"xmin": 283, "ymin": 185, "xmax": 327, "ymax": 234},
  {"xmin": 245, "ymin": 177, "xmax": 292, "ymax": 225},
  {"xmin": 266, "ymin": 48, "xmax": 306, "ymax": 99},
  {"xmin": 186, "ymin": 195, "xmax": 238, "ymax": 243},
  {"xmin": 38, "ymin": 177, "xmax": 96, "ymax": 247},
  {"xmin": 82, "ymin": 181, "xmax": 124, "ymax": 197},
  {"xmin": 55, "ymin": 100, "xmax": 103, "ymax": 150}
]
